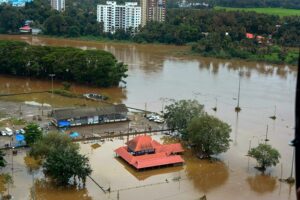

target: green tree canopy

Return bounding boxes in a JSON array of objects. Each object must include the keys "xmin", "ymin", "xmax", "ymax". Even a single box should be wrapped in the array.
[
  {"xmin": 0, "ymin": 40, "xmax": 128, "ymax": 87},
  {"xmin": 164, "ymin": 99, "xmax": 204, "ymax": 132},
  {"xmin": 0, "ymin": 150, "xmax": 6, "ymax": 168},
  {"xmin": 30, "ymin": 131, "xmax": 79, "ymax": 159},
  {"xmin": 43, "ymin": 146, "xmax": 92, "ymax": 186},
  {"xmin": 24, "ymin": 123, "xmax": 43, "ymax": 146},
  {"xmin": 187, "ymin": 115, "xmax": 231, "ymax": 158},
  {"xmin": 30, "ymin": 132, "xmax": 91, "ymax": 186},
  {"xmin": 248, "ymin": 143, "xmax": 281, "ymax": 171}
]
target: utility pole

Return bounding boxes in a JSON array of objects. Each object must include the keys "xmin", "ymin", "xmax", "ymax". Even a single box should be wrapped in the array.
[
  {"xmin": 235, "ymin": 69, "xmax": 242, "ymax": 112},
  {"xmin": 265, "ymin": 125, "xmax": 269, "ymax": 143},
  {"xmin": 286, "ymin": 148, "xmax": 295, "ymax": 183},
  {"xmin": 49, "ymin": 74, "xmax": 55, "ymax": 98}
]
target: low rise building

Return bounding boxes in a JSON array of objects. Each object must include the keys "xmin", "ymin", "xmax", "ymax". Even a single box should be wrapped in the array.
[{"xmin": 51, "ymin": 104, "xmax": 128, "ymax": 128}]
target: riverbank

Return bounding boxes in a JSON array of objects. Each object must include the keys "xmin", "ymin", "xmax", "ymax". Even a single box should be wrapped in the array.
[{"xmin": 1, "ymin": 34, "xmax": 298, "ymax": 66}]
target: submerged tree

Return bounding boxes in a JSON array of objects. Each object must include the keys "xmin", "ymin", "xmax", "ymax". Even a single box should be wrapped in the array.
[
  {"xmin": 248, "ymin": 143, "xmax": 281, "ymax": 171},
  {"xmin": 43, "ymin": 146, "xmax": 92, "ymax": 186},
  {"xmin": 187, "ymin": 115, "xmax": 231, "ymax": 158},
  {"xmin": 24, "ymin": 123, "xmax": 43, "ymax": 146},
  {"xmin": 164, "ymin": 99, "xmax": 204, "ymax": 138},
  {"xmin": 30, "ymin": 132, "xmax": 92, "ymax": 186}
]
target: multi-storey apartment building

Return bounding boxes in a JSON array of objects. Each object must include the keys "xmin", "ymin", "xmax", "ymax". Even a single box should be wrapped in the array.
[
  {"xmin": 151, "ymin": 0, "xmax": 166, "ymax": 22},
  {"xmin": 97, "ymin": 1, "xmax": 141, "ymax": 33},
  {"xmin": 141, "ymin": 0, "xmax": 166, "ymax": 25},
  {"xmin": 51, "ymin": 0, "xmax": 65, "ymax": 11}
]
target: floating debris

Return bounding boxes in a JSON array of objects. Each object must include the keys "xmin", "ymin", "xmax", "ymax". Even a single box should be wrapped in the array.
[{"xmin": 91, "ymin": 143, "xmax": 101, "ymax": 149}]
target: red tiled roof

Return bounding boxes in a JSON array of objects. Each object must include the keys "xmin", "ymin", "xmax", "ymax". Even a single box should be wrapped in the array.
[
  {"xmin": 115, "ymin": 146, "xmax": 184, "ymax": 169},
  {"xmin": 20, "ymin": 25, "xmax": 31, "ymax": 30},
  {"xmin": 126, "ymin": 135, "xmax": 154, "ymax": 152},
  {"xmin": 115, "ymin": 135, "xmax": 185, "ymax": 169},
  {"xmin": 246, "ymin": 33, "xmax": 254, "ymax": 39},
  {"xmin": 156, "ymin": 143, "xmax": 184, "ymax": 154},
  {"xmin": 134, "ymin": 155, "xmax": 184, "ymax": 169}
]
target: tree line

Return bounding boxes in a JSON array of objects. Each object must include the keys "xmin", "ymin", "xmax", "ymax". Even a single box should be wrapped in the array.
[
  {"xmin": 0, "ymin": 40, "xmax": 128, "ymax": 87},
  {"xmin": 0, "ymin": 0, "xmax": 299, "ymax": 65},
  {"xmin": 0, "ymin": 1, "xmax": 299, "ymax": 47},
  {"xmin": 167, "ymin": 0, "xmax": 300, "ymax": 9}
]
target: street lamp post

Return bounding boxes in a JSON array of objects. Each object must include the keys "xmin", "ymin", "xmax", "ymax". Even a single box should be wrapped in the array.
[
  {"xmin": 49, "ymin": 74, "xmax": 55, "ymax": 98},
  {"xmin": 265, "ymin": 125, "xmax": 269, "ymax": 143},
  {"xmin": 235, "ymin": 69, "xmax": 242, "ymax": 112}
]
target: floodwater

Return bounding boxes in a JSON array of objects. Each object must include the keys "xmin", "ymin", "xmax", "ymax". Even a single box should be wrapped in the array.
[{"xmin": 0, "ymin": 35, "xmax": 298, "ymax": 199}]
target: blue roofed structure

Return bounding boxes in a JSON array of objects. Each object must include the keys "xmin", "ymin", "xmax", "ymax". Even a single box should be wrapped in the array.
[{"xmin": 1, "ymin": 0, "xmax": 33, "ymax": 7}]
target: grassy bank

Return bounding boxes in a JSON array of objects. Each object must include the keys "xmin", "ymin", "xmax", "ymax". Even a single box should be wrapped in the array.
[{"xmin": 214, "ymin": 6, "xmax": 300, "ymax": 17}]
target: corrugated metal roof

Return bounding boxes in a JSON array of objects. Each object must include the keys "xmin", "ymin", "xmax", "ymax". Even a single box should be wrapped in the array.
[{"xmin": 51, "ymin": 104, "xmax": 128, "ymax": 120}]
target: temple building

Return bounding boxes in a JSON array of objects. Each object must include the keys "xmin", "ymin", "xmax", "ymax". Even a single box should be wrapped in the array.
[{"xmin": 115, "ymin": 135, "xmax": 184, "ymax": 170}]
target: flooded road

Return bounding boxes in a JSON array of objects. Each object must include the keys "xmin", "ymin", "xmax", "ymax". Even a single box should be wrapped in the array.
[{"xmin": 0, "ymin": 35, "xmax": 298, "ymax": 199}]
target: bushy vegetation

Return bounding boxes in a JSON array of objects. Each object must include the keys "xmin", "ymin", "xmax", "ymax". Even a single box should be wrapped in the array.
[
  {"xmin": 191, "ymin": 34, "xmax": 299, "ymax": 65},
  {"xmin": 187, "ymin": 115, "xmax": 231, "ymax": 158},
  {"xmin": 164, "ymin": 99, "xmax": 231, "ymax": 158},
  {"xmin": 0, "ymin": 40, "xmax": 128, "ymax": 87},
  {"xmin": 248, "ymin": 143, "xmax": 281, "ymax": 171},
  {"xmin": 30, "ymin": 132, "xmax": 92, "ymax": 186},
  {"xmin": 164, "ymin": 99, "xmax": 204, "ymax": 138},
  {"xmin": 24, "ymin": 123, "xmax": 43, "ymax": 146}
]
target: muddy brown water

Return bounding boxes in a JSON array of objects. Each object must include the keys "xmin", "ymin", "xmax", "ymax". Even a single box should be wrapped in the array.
[{"xmin": 0, "ymin": 35, "xmax": 298, "ymax": 199}]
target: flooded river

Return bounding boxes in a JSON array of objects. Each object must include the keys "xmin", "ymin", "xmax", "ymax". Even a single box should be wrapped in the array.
[{"xmin": 0, "ymin": 35, "xmax": 298, "ymax": 199}]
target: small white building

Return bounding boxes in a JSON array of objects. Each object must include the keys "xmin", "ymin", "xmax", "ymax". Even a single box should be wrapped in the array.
[{"xmin": 97, "ymin": 1, "xmax": 141, "ymax": 33}]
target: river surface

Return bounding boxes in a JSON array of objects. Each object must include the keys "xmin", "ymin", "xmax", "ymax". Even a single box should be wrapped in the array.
[{"xmin": 0, "ymin": 35, "xmax": 298, "ymax": 200}]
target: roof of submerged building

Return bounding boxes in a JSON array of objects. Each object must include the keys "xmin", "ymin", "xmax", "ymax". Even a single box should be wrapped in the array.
[
  {"xmin": 115, "ymin": 135, "xmax": 184, "ymax": 169},
  {"xmin": 51, "ymin": 104, "xmax": 128, "ymax": 120}
]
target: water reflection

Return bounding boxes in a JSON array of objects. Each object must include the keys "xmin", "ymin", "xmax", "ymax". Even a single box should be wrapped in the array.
[
  {"xmin": 185, "ymin": 152, "xmax": 229, "ymax": 192},
  {"xmin": 33, "ymin": 179, "xmax": 92, "ymax": 200},
  {"xmin": 115, "ymin": 157, "xmax": 183, "ymax": 181},
  {"xmin": 247, "ymin": 175, "xmax": 277, "ymax": 193},
  {"xmin": 197, "ymin": 58, "xmax": 295, "ymax": 79}
]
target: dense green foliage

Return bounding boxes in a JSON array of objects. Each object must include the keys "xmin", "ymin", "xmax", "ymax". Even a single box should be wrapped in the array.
[
  {"xmin": 0, "ymin": 150, "xmax": 6, "ymax": 168},
  {"xmin": 1, "ymin": 2, "xmax": 299, "ymax": 46},
  {"xmin": 248, "ymin": 144, "xmax": 281, "ymax": 171},
  {"xmin": 135, "ymin": 9, "xmax": 300, "ymax": 47},
  {"xmin": 191, "ymin": 34, "xmax": 299, "ymax": 65},
  {"xmin": 0, "ymin": 0, "xmax": 299, "ymax": 64},
  {"xmin": 0, "ymin": 40, "xmax": 127, "ymax": 87},
  {"xmin": 187, "ymin": 115, "xmax": 231, "ymax": 158},
  {"xmin": 44, "ymin": 146, "xmax": 92, "ymax": 185},
  {"xmin": 30, "ymin": 131, "xmax": 79, "ymax": 159},
  {"xmin": 164, "ymin": 99, "xmax": 204, "ymax": 133},
  {"xmin": 30, "ymin": 132, "xmax": 92, "ymax": 186},
  {"xmin": 24, "ymin": 123, "xmax": 43, "ymax": 146}
]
